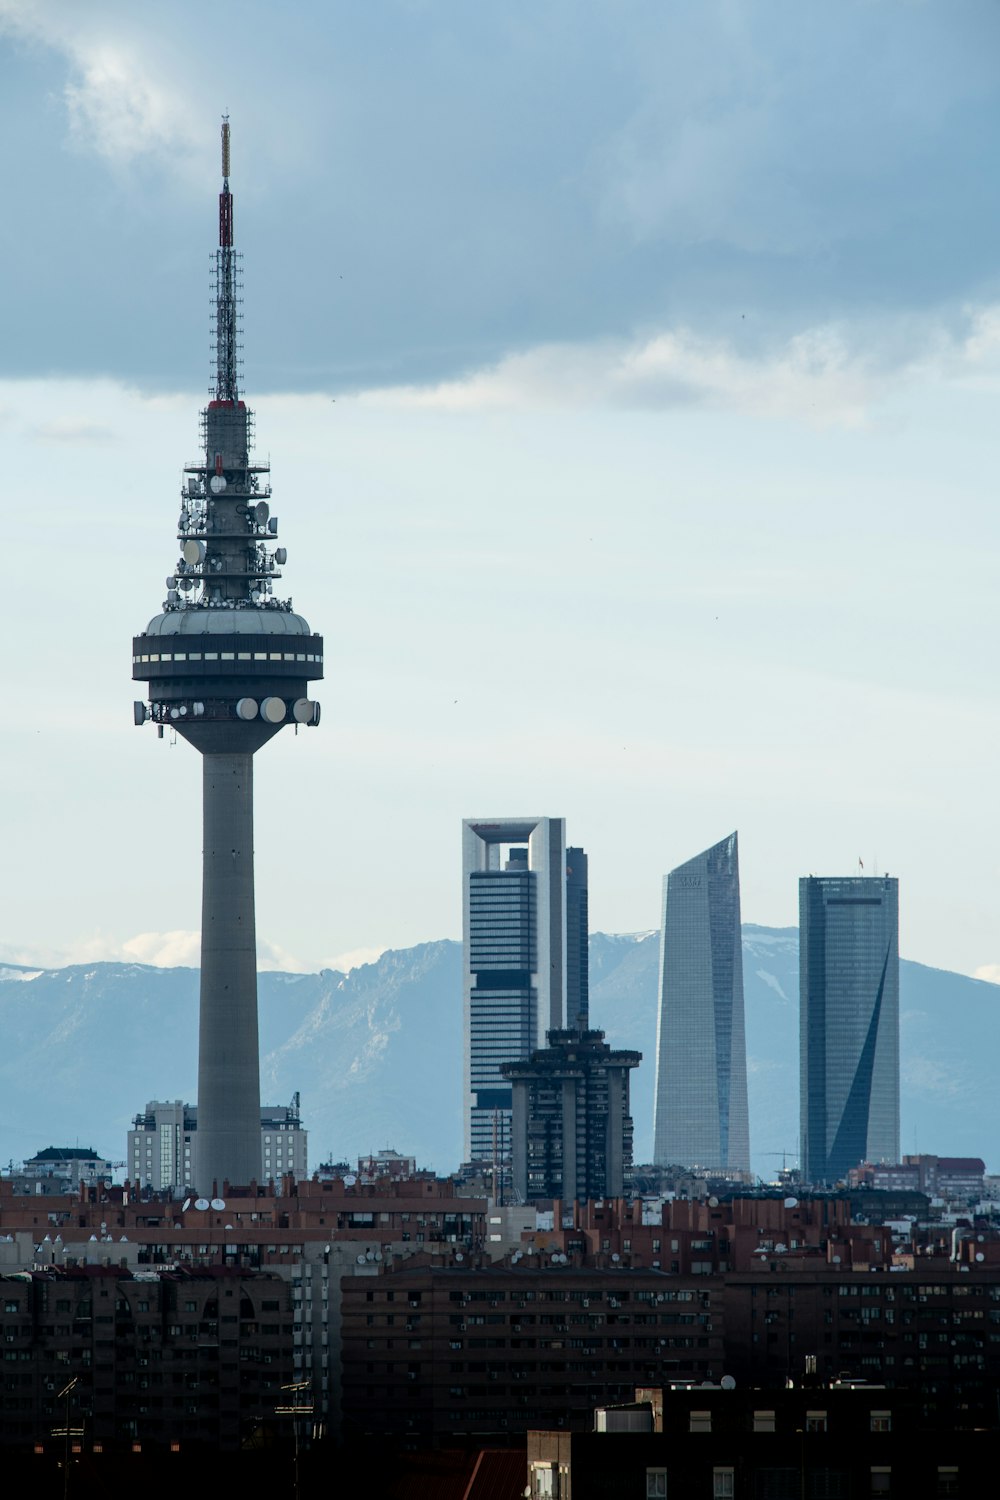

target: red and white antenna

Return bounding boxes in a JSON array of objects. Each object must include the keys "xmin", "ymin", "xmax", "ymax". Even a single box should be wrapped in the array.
[{"xmin": 213, "ymin": 115, "xmax": 240, "ymax": 402}]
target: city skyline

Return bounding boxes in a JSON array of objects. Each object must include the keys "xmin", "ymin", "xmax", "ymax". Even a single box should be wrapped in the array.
[{"xmin": 3, "ymin": 5, "xmax": 1000, "ymax": 994}]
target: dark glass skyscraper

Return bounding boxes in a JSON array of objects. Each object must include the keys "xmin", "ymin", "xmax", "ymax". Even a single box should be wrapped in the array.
[
  {"xmin": 653, "ymin": 832, "xmax": 750, "ymax": 1173},
  {"xmin": 799, "ymin": 875, "xmax": 899, "ymax": 1185}
]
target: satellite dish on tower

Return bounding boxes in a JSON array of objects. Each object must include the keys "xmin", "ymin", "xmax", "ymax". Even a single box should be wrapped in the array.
[
  {"xmin": 210, "ymin": 475, "xmax": 227, "ymax": 494},
  {"xmin": 254, "ymin": 501, "xmax": 269, "ymax": 525}
]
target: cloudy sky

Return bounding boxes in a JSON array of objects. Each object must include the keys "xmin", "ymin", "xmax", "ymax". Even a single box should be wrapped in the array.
[{"xmin": 2, "ymin": 1, "xmax": 1000, "ymax": 983}]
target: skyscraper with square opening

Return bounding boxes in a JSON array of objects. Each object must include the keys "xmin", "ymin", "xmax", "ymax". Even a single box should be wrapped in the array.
[
  {"xmin": 653, "ymin": 831, "xmax": 750, "ymax": 1173},
  {"xmin": 799, "ymin": 874, "xmax": 899, "ymax": 1185},
  {"xmin": 462, "ymin": 818, "xmax": 568, "ymax": 1165}
]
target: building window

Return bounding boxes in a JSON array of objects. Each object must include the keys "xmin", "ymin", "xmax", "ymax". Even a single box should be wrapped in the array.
[
  {"xmin": 690, "ymin": 1410, "xmax": 711, "ymax": 1433},
  {"xmin": 645, "ymin": 1469, "xmax": 668, "ymax": 1498},
  {"xmin": 937, "ymin": 1469, "xmax": 959, "ymax": 1498},
  {"xmin": 531, "ymin": 1464, "xmax": 558, "ymax": 1498},
  {"xmin": 805, "ymin": 1411, "xmax": 828, "ymax": 1433},
  {"xmin": 753, "ymin": 1410, "xmax": 776, "ymax": 1433},
  {"xmin": 870, "ymin": 1411, "xmax": 891, "ymax": 1433},
  {"xmin": 713, "ymin": 1468, "xmax": 734, "ymax": 1499},
  {"xmin": 870, "ymin": 1469, "xmax": 891, "ymax": 1496}
]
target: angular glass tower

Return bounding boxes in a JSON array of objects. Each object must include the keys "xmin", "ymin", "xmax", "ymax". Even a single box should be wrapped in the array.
[
  {"xmin": 799, "ymin": 875, "xmax": 899, "ymax": 1185},
  {"xmin": 653, "ymin": 832, "xmax": 750, "ymax": 1172}
]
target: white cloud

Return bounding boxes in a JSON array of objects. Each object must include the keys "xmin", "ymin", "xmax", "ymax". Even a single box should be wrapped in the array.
[
  {"xmin": 323, "ymin": 946, "xmax": 386, "ymax": 975},
  {"xmin": 354, "ymin": 302, "xmax": 1000, "ymax": 425},
  {"xmin": 972, "ymin": 964, "xmax": 1000, "ymax": 985},
  {"xmin": 0, "ymin": 930, "xmax": 313, "ymax": 972},
  {"xmin": 0, "ymin": 3, "xmax": 199, "ymax": 166}
]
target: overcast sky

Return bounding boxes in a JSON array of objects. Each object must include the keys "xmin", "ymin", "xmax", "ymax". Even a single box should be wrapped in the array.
[{"xmin": 2, "ymin": 1, "xmax": 1000, "ymax": 986}]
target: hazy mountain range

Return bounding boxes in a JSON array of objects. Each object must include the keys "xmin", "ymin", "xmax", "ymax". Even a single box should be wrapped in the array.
[{"xmin": 0, "ymin": 926, "xmax": 996, "ymax": 1179}]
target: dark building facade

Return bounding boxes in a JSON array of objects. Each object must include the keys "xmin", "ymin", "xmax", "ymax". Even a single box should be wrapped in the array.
[
  {"xmin": 653, "ymin": 832, "xmax": 750, "ymax": 1173},
  {"xmin": 528, "ymin": 1385, "xmax": 982, "ymax": 1499},
  {"xmin": 501, "ymin": 1030, "xmax": 640, "ymax": 1202},
  {"xmin": 565, "ymin": 847, "xmax": 589, "ymax": 1029},
  {"xmin": 0, "ymin": 1269, "xmax": 294, "ymax": 1451},
  {"xmin": 800, "ymin": 876, "xmax": 900, "ymax": 1185}
]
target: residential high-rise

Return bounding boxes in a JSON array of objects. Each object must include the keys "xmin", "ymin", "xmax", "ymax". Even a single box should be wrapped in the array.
[
  {"xmin": 501, "ymin": 1028, "xmax": 640, "ymax": 1202},
  {"xmin": 653, "ymin": 832, "xmax": 750, "ymax": 1173},
  {"xmin": 127, "ymin": 1096, "xmax": 308, "ymax": 1192},
  {"xmin": 131, "ymin": 122, "xmax": 323, "ymax": 1193},
  {"xmin": 461, "ymin": 818, "xmax": 567, "ymax": 1164},
  {"xmin": 799, "ymin": 875, "xmax": 899, "ymax": 1185}
]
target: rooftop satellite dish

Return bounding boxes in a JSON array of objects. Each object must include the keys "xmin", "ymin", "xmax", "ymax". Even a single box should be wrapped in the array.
[
  {"xmin": 211, "ymin": 1198, "xmax": 226, "ymax": 1211},
  {"xmin": 194, "ymin": 1198, "xmax": 210, "ymax": 1211},
  {"xmin": 708, "ymin": 1196, "xmax": 720, "ymax": 1207},
  {"xmin": 976, "ymin": 1252, "xmax": 985, "ymax": 1262},
  {"xmin": 210, "ymin": 475, "xmax": 227, "ymax": 494},
  {"xmin": 356, "ymin": 1254, "xmax": 366, "ymax": 1264},
  {"xmin": 784, "ymin": 1197, "xmax": 799, "ymax": 1209},
  {"xmin": 455, "ymin": 1251, "xmax": 464, "ymax": 1262},
  {"xmin": 374, "ymin": 1251, "xmax": 383, "ymax": 1262},
  {"xmin": 831, "ymin": 1255, "xmax": 841, "ymax": 1264},
  {"xmin": 344, "ymin": 1174, "xmax": 357, "ymax": 1187},
  {"xmin": 181, "ymin": 1200, "xmax": 191, "ymax": 1215},
  {"xmin": 225, "ymin": 1223, "xmax": 234, "ymax": 1230},
  {"xmin": 721, "ymin": 1375, "xmax": 736, "ymax": 1390},
  {"xmin": 611, "ymin": 1252, "xmax": 620, "ymax": 1263},
  {"xmin": 254, "ymin": 501, "xmax": 269, "ymax": 525}
]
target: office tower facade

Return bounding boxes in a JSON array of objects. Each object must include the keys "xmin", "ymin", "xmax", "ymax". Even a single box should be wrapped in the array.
[
  {"xmin": 799, "ymin": 875, "xmax": 899, "ymax": 1185},
  {"xmin": 131, "ymin": 122, "xmax": 322, "ymax": 1193},
  {"xmin": 462, "ymin": 818, "xmax": 567, "ymax": 1164},
  {"xmin": 565, "ymin": 847, "xmax": 589, "ymax": 1029},
  {"xmin": 653, "ymin": 832, "xmax": 750, "ymax": 1173},
  {"xmin": 501, "ymin": 1029, "xmax": 640, "ymax": 1201},
  {"xmin": 128, "ymin": 1097, "xmax": 308, "ymax": 1192}
]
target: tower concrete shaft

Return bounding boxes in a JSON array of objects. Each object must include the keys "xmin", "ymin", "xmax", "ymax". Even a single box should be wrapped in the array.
[
  {"xmin": 132, "ymin": 121, "xmax": 323, "ymax": 1195},
  {"xmin": 197, "ymin": 752, "xmax": 259, "ymax": 1191}
]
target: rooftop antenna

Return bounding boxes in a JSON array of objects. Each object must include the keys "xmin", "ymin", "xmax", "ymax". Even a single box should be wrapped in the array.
[{"xmin": 215, "ymin": 115, "xmax": 240, "ymax": 402}]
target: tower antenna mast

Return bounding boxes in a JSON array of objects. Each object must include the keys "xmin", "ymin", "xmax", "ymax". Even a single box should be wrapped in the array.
[{"xmin": 215, "ymin": 116, "xmax": 239, "ymax": 402}]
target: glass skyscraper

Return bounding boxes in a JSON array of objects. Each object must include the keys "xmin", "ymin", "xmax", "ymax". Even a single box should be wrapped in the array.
[
  {"xmin": 799, "ymin": 875, "xmax": 899, "ymax": 1185},
  {"xmin": 462, "ymin": 818, "xmax": 567, "ymax": 1165},
  {"xmin": 653, "ymin": 832, "xmax": 750, "ymax": 1173}
]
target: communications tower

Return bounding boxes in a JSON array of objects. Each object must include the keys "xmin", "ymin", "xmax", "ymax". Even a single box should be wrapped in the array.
[{"xmin": 131, "ymin": 121, "xmax": 323, "ymax": 1194}]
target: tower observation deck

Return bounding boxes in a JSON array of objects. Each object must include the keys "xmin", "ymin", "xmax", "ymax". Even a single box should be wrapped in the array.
[{"xmin": 131, "ymin": 120, "xmax": 323, "ymax": 1195}]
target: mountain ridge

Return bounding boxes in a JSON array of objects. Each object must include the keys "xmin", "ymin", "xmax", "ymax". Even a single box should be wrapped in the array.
[{"xmin": 0, "ymin": 929, "xmax": 995, "ymax": 1177}]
